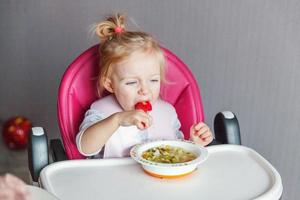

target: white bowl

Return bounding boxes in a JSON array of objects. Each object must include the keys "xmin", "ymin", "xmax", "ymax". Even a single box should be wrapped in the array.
[{"xmin": 130, "ymin": 139, "xmax": 209, "ymax": 178}]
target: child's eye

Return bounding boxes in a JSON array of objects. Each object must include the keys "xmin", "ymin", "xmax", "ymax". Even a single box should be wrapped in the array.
[
  {"xmin": 150, "ymin": 79, "xmax": 159, "ymax": 83},
  {"xmin": 125, "ymin": 81, "xmax": 137, "ymax": 85}
]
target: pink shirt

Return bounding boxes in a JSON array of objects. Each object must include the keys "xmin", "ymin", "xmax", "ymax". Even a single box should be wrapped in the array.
[{"xmin": 76, "ymin": 95, "xmax": 183, "ymax": 158}]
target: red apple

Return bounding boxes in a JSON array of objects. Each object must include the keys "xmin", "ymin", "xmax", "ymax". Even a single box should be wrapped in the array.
[{"xmin": 2, "ymin": 116, "xmax": 32, "ymax": 149}]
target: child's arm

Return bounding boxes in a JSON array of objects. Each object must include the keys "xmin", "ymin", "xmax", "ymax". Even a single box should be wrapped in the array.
[
  {"xmin": 190, "ymin": 122, "xmax": 213, "ymax": 146},
  {"xmin": 80, "ymin": 110, "xmax": 152, "ymax": 154}
]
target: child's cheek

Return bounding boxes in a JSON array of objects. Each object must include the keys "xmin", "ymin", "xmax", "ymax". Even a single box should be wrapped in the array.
[
  {"xmin": 152, "ymin": 85, "xmax": 161, "ymax": 100},
  {"xmin": 118, "ymin": 91, "xmax": 136, "ymax": 109}
]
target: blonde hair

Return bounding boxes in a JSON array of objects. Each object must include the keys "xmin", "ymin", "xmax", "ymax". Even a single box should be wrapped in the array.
[{"xmin": 94, "ymin": 13, "xmax": 166, "ymax": 97}]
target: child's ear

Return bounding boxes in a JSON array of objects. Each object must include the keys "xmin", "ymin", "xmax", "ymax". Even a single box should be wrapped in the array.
[{"xmin": 103, "ymin": 78, "xmax": 114, "ymax": 93}]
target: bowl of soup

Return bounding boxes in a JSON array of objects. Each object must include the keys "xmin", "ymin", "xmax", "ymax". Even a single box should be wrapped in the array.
[{"xmin": 130, "ymin": 140, "xmax": 209, "ymax": 178}]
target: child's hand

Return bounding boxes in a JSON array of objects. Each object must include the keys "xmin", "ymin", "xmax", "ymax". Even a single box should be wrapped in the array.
[
  {"xmin": 190, "ymin": 122, "xmax": 213, "ymax": 146},
  {"xmin": 0, "ymin": 173, "xmax": 30, "ymax": 200},
  {"xmin": 117, "ymin": 110, "xmax": 152, "ymax": 130}
]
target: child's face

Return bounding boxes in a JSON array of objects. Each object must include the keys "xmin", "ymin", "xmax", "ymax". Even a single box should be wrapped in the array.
[{"xmin": 105, "ymin": 51, "xmax": 161, "ymax": 111}]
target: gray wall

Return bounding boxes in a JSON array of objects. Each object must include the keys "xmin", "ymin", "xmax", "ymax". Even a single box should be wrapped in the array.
[{"xmin": 1, "ymin": 0, "xmax": 299, "ymax": 199}]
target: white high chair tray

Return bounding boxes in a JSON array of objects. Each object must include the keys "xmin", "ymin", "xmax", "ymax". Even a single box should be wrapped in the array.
[
  {"xmin": 39, "ymin": 145, "xmax": 282, "ymax": 200},
  {"xmin": 27, "ymin": 185, "xmax": 59, "ymax": 200}
]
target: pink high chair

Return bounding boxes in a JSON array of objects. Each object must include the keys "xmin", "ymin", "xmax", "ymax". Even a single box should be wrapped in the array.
[
  {"xmin": 28, "ymin": 45, "xmax": 241, "ymax": 181},
  {"xmin": 28, "ymin": 45, "xmax": 283, "ymax": 200}
]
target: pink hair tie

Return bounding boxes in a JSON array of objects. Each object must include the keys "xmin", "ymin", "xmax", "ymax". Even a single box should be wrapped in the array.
[{"xmin": 114, "ymin": 26, "xmax": 124, "ymax": 33}]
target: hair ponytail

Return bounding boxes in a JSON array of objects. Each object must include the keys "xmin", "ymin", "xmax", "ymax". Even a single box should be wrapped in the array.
[{"xmin": 94, "ymin": 13, "xmax": 126, "ymax": 41}]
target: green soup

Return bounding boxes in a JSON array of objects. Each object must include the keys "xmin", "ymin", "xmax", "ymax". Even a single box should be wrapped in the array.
[{"xmin": 142, "ymin": 145, "xmax": 197, "ymax": 164}]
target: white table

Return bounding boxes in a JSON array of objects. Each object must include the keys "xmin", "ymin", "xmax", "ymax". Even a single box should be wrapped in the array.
[{"xmin": 39, "ymin": 145, "xmax": 282, "ymax": 200}]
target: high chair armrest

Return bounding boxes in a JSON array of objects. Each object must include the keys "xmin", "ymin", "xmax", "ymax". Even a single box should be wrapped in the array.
[
  {"xmin": 28, "ymin": 127, "xmax": 49, "ymax": 182},
  {"xmin": 50, "ymin": 139, "xmax": 67, "ymax": 162},
  {"xmin": 214, "ymin": 111, "xmax": 241, "ymax": 145}
]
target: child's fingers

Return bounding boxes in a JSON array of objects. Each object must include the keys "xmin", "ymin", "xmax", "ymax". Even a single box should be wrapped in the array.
[
  {"xmin": 128, "ymin": 110, "xmax": 151, "ymax": 129},
  {"xmin": 194, "ymin": 126, "xmax": 210, "ymax": 137},
  {"xmin": 141, "ymin": 115, "xmax": 152, "ymax": 128},
  {"xmin": 134, "ymin": 118, "xmax": 146, "ymax": 129},
  {"xmin": 206, "ymin": 135, "xmax": 213, "ymax": 141},
  {"xmin": 199, "ymin": 131, "xmax": 211, "ymax": 139},
  {"xmin": 136, "ymin": 122, "xmax": 145, "ymax": 130},
  {"xmin": 136, "ymin": 110, "xmax": 152, "ymax": 124},
  {"xmin": 194, "ymin": 122, "xmax": 207, "ymax": 131},
  {"xmin": 191, "ymin": 122, "xmax": 213, "ymax": 143},
  {"xmin": 203, "ymin": 135, "xmax": 213, "ymax": 143},
  {"xmin": 145, "ymin": 114, "xmax": 153, "ymax": 125},
  {"xmin": 134, "ymin": 116, "xmax": 151, "ymax": 130}
]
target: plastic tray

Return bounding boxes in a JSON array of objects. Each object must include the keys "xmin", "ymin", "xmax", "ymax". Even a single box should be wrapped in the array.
[
  {"xmin": 40, "ymin": 145, "xmax": 282, "ymax": 200},
  {"xmin": 27, "ymin": 185, "xmax": 59, "ymax": 200}
]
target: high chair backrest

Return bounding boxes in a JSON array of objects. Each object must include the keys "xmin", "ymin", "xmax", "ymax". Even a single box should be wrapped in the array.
[{"xmin": 58, "ymin": 45, "xmax": 205, "ymax": 159}]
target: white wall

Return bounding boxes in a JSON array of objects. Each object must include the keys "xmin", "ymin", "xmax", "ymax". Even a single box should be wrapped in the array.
[{"xmin": 0, "ymin": 0, "xmax": 299, "ymax": 199}]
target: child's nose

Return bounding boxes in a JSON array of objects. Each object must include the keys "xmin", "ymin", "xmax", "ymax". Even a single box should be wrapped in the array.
[{"xmin": 138, "ymin": 83, "xmax": 149, "ymax": 95}]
